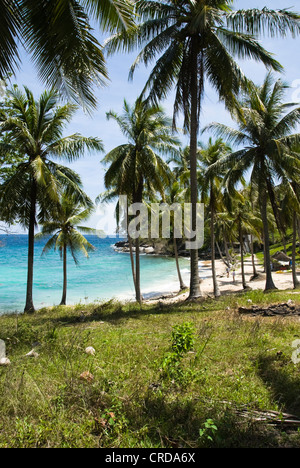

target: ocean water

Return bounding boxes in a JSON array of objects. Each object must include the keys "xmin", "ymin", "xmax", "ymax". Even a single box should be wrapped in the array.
[{"xmin": 0, "ymin": 235, "xmax": 190, "ymax": 314}]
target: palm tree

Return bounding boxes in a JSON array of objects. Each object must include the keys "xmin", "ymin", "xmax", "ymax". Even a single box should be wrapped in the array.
[
  {"xmin": 0, "ymin": 0, "xmax": 134, "ymax": 110},
  {"xmin": 102, "ymin": 98, "xmax": 179, "ymax": 302},
  {"xmin": 36, "ymin": 194, "xmax": 96, "ymax": 306},
  {"xmin": 165, "ymin": 180, "xmax": 187, "ymax": 291},
  {"xmin": 206, "ymin": 74, "xmax": 300, "ymax": 291},
  {"xmin": 167, "ymin": 145, "xmax": 191, "ymax": 191},
  {"xmin": 225, "ymin": 189, "xmax": 261, "ymax": 290},
  {"xmin": 276, "ymin": 181, "xmax": 300, "ymax": 289},
  {"xmin": 106, "ymin": 0, "xmax": 300, "ymax": 299},
  {"xmin": 0, "ymin": 86, "xmax": 103, "ymax": 312},
  {"xmin": 198, "ymin": 138, "xmax": 231, "ymax": 297}
]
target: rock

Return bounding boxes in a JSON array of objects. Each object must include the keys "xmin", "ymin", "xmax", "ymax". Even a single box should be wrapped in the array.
[
  {"xmin": 0, "ymin": 357, "xmax": 11, "ymax": 366},
  {"xmin": 79, "ymin": 371, "xmax": 94, "ymax": 383},
  {"xmin": 25, "ymin": 349, "xmax": 39, "ymax": 358},
  {"xmin": 0, "ymin": 340, "xmax": 10, "ymax": 365},
  {"xmin": 145, "ymin": 247, "xmax": 155, "ymax": 254},
  {"xmin": 85, "ymin": 346, "xmax": 96, "ymax": 356}
]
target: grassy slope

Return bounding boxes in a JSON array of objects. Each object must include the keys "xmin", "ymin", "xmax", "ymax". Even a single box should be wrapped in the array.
[
  {"xmin": 256, "ymin": 241, "xmax": 300, "ymax": 265},
  {"xmin": 1, "ymin": 290, "xmax": 300, "ymax": 448}
]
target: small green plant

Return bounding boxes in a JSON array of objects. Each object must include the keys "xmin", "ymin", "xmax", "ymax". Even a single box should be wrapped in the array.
[
  {"xmin": 171, "ymin": 322, "xmax": 195, "ymax": 355},
  {"xmin": 161, "ymin": 322, "xmax": 195, "ymax": 382},
  {"xmin": 199, "ymin": 419, "xmax": 218, "ymax": 445}
]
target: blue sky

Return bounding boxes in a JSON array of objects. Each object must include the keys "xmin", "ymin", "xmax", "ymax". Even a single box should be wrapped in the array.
[{"xmin": 8, "ymin": 0, "xmax": 300, "ymax": 233}]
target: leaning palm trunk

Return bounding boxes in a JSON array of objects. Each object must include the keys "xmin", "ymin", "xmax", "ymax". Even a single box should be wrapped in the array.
[
  {"xmin": 133, "ymin": 179, "xmax": 144, "ymax": 303},
  {"xmin": 60, "ymin": 244, "xmax": 67, "ymax": 306},
  {"xmin": 188, "ymin": 39, "xmax": 202, "ymax": 299},
  {"xmin": 250, "ymin": 234, "xmax": 258, "ymax": 279},
  {"xmin": 292, "ymin": 211, "xmax": 300, "ymax": 289},
  {"xmin": 210, "ymin": 194, "xmax": 220, "ymax": 297},
  {"xmin": 260, "ymin": 189, "xmax": 276, "ymax": 291},
  {"xmin": 216, "ymin": 241, "xmax": 229, "ymax": 267},
  {"xmin": 126, "ymin": 207, "xmax": 137, "ymax": 293},
  {"xmin": 224, "ymin": 239, "xmax": 232, "ymax": 266},
  {"xmin": 24, "ymin": 180, "xmax": 37, "ymax": 313},
  {"xmin": 128, "ymin": 235, "xmax": 137, "ymax": 292},
  {"xmin": 174, "ymin": 237, "xmax": 187, "ymax": 291},
  {"xmin": 239, "ymin": 225, "xmax": 248, "ymax": 290}
]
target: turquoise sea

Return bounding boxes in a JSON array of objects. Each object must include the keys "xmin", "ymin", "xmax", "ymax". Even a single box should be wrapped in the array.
[{"xmin": 0, "ymin": 235, "xmax": 190, "ymax": 314}]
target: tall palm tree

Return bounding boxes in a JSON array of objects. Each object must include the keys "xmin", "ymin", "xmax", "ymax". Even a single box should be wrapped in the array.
[
  {"xmin": 165, "ymin": 180, "xmax": 188, "ymax": 291},
  {"xmin": 206, "ymin": 74, "xmax": 300, "ymax": 291},
  {"xmin": 102, "ymin": 98, "xmax": 179, "ymax": 302},
  {"xmin": 36, "ymin": 194, "xmax": 96, "ymax": 306},
  {"xmin": 198, "ymin": 137, "xmax": 231, "ymax": 297},
  {"xmin": 0, "ymin": 0, "xmax": 134, "ymax": 110},
  {"xmin": 225, "ymin": 188, "xmax": 261, "ymax": 290},
  {"xmin": 106, "ymin": 0, "xmax": 300, "ymax": 299},
  {"xmin": 0, "ymin": 86, "xmax": 103, "ymax": 312},
  {"xmin": 276, "ymin": 181, "xmax": 300, "ymax": 289}
]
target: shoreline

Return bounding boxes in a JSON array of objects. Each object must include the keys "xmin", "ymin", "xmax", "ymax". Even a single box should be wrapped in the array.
[
  {"xmin": 1, "ymin": 255, "xmax": 298, "ymax": 315},
  {"xmin": 142, "ymin": 255, "xmax": 300, "ymax": 305}
]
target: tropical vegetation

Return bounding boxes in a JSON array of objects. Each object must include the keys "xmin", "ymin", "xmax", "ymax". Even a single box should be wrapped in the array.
[
  {"xmin": 1, "ymin": 0, "xmax": 300, "ymax": 449},
  {"xmin": 0, "ymin": 86, "xmax": 103, "ymax": 312}
]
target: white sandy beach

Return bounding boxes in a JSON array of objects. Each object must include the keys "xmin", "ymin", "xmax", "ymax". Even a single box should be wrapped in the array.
[{"xmin": 142, "ymin": 255, "xmax": 299, "ymax": 304}]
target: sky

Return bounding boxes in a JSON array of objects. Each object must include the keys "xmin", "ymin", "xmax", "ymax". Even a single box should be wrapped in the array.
[{"xmin": 5, "ymin": 0, "xmax": 300, "ymax": 234}]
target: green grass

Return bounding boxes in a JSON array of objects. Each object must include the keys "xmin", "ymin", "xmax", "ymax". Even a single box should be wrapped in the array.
[
  {"xmin": 256, "ymin": 241, "xmax": 300, "ymax": 266},
  {"xmin": 1, "ymin": 290, "xmax": 300, "ymax": 448}
]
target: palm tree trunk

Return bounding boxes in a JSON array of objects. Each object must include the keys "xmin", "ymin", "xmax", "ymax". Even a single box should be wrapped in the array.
[
  {"xmin": 24, "ymin": 180, "xmax": 37, "ymax": 313},
  {"xmin": 282, "ymin": 236, "xmax": 287, "ymax": 255},
  {"xmin": 174, "ymin": 236, "xmax": 187, "ymax": 291},
  {"xmin": 210, "ymin": 193, "xmax": 220, "ymax": 297},
  {"xmin": 250, "ymin": 234, "xmax": 258, "ymax": 279},
  {"xmin": 216, "ymin": 241, "xmax": 229, "ymax": 267},
  {"xmin": 260, "ymin": 189, "xmax": 277, "ymax": 291},
  {"xmin": 224, "ymin": 239, "xmax": 232, "ymax": 266},
  {"xmin": 127, "ymin": 206, "xmax": 137, "ymax": 292},
  {"xmin": 133, "ymin": 177, "xmax": 144, "ymax": 304},
  {"xmin": 188, "ymin": 38, "xmax": 202, "ymax": 299},
  {"xmin": 297, "ymin": 216, "xmax": 300, "ymax": 242},
  {"xmin": 128, "ymin": 235, "xmax": 137, "ymax": 291},
  {"xmin": 292, "ymin": 211, "xmax": 300, "ymax": 289},
  {"xmin": 135, "ymin": 237, "xmax": 142, "ymax": 303},
  {"xmin": 239, "ymin": 225, "xmax": 247, "ymax": 290},
  {"xmin": 60, "ymin": 244, "xmax": 67, "ymax": 305}
]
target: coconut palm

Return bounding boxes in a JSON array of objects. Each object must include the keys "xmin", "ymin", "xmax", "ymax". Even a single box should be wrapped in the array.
[
  {"xmin": 276, "ymin": 181, "xmax": 300, "ymax": 289},
  {"xmin": 164, "ymin": 180, "xmax": 188, "ymax": 291},
  {"xmin": 167, "ymin": 145, "xmax": 192, "ymax": 191},
  {"xmin": 0, "ymin": 0, "xmax": 134, "ymax": 110},
  {"xmin": 36, "ymin": 194, "xmax": 97, "ymax": 306},
  {"xmin": 225, "ymin": 189, "xmax": 261, "ymax": 290},
  {"xmin": 0, "ymin": 86, "xmax": 103, "ymax": 312},
  {"xmin": 106, "ymin": 0, "xmax": 300, "ymax": 299},
  {"xmin": 198, "ymin": 138, "xmax": 231, "ymax": 297},
  {"xmin": 102, "ymin": 98, "xmax": 180, "ymax": 302},
  {"xmin": 206, "ymin": 74, "xmax": 300, "ymax": 291}
]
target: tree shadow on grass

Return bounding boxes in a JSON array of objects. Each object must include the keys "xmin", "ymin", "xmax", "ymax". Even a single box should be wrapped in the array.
[
  {"xmin": 256, "ymin": 354, "xmax": 300, "ymax": 416},
  {"xmin": 36, "ymin": 298, "xmax": 210, "ymax": 328},
  {"xmin": 104, "ymin": 391, "xmax": 299, "ymax": 448}
]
